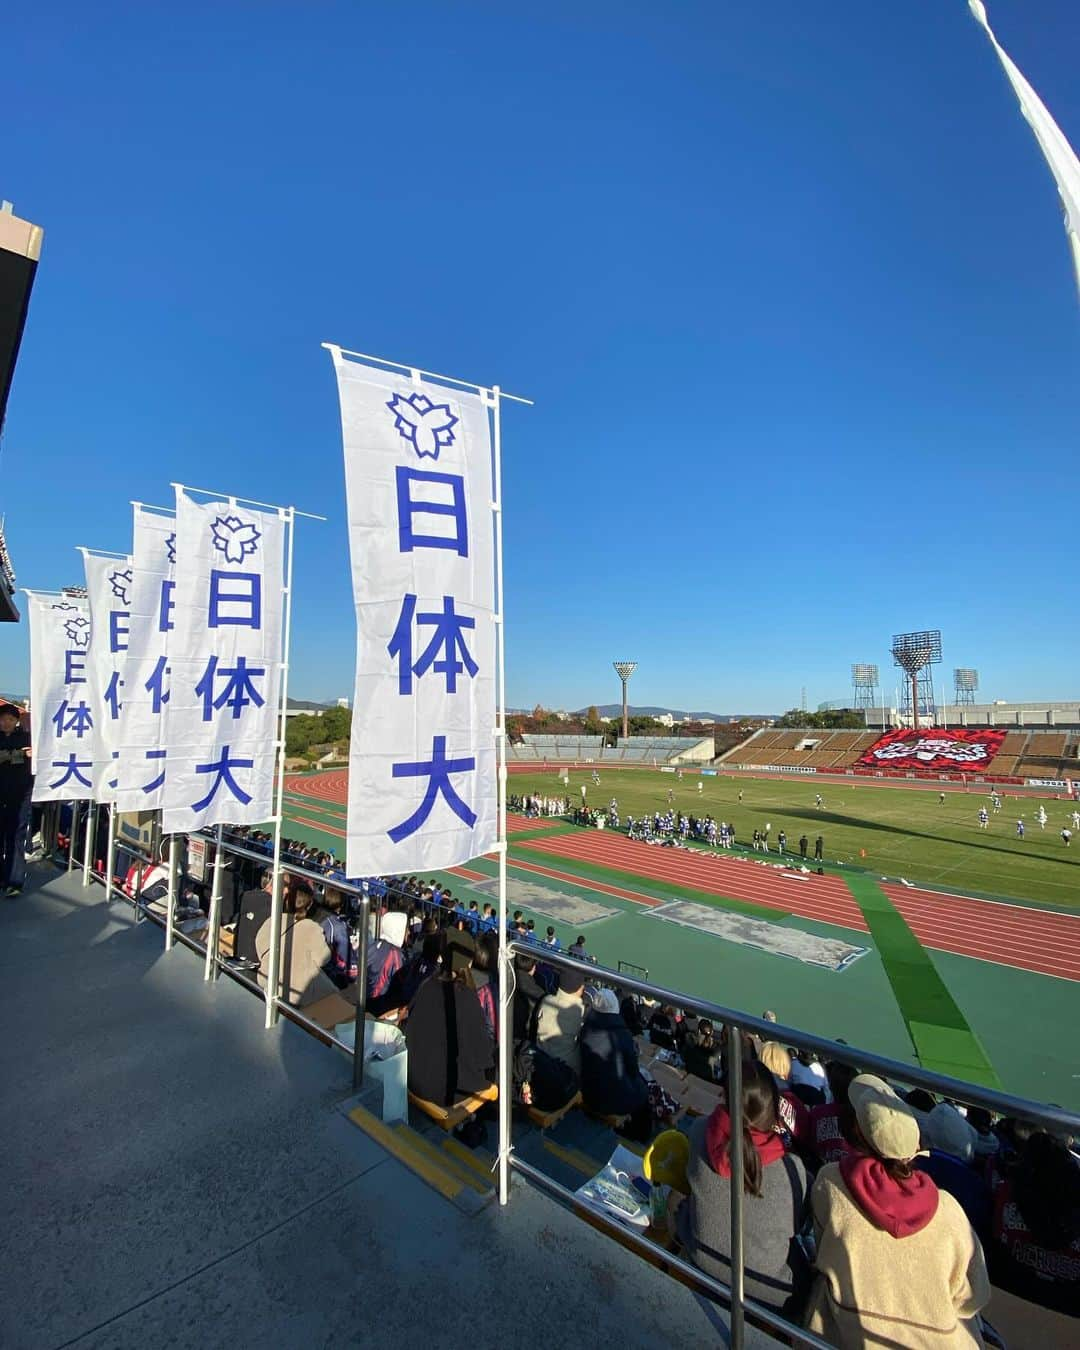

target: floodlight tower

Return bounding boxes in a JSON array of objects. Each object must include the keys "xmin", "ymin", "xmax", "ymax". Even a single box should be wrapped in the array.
[
  {"xmin": 891, "ymin": 631, "xmax": 942, "ymax": 728},
  {"xmin": 613, "ymin": 661, "xmax": 637, "ymax": 739},
  {"xmin": 954, "ymin": 668, "xmax": 978, "ymax": 706},
  {"xmin": 851, "ymin": 663, "xmax": 879, "ymax": 713}
]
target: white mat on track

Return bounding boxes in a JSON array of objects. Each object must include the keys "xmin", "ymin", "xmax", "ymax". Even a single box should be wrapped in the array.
[{"xmin": 648, "ymin": 900, "xmax": 867, "ymax": 971}]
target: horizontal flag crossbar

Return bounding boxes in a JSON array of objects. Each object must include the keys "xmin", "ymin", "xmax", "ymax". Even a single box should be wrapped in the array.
[{"xmin": 323, "ymin": 342, "xmax": 533, "ymax": 406}]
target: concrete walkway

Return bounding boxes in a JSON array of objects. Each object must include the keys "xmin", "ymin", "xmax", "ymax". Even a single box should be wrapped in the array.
[{"xmin": 0, "ymin": 864, "xmax": 762, "ymax": 1349}]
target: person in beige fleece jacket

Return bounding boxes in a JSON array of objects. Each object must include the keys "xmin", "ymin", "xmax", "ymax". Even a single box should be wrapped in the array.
[{"xmin": 804, "ymin": 1074, "xmax": 990, "ymax": 1348}]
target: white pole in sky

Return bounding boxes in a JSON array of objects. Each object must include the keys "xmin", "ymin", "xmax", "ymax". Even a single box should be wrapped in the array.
[
  {"xmin": 969, "ymin": 1, "xmax": 1080, "ymax": 299},
  {"xmin": 490, "ymin": 384, "xmax": 512, "ymax": 1207},
  {"xmin": 265, "ymin": 506, "xmax": 297, "ymax": 1026}
]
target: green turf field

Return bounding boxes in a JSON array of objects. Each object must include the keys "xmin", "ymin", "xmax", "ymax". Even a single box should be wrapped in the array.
[{"xmin": 511, "ymin": 768, "xmax": 1080, "ymax": 909}]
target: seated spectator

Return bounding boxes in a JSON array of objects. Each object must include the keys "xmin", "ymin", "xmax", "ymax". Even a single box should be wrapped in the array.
[
  {"xmin": 511, "ymin": 952, "xmax": 546, "ymax": 1046},
  {"xmin": 986, "ymin": 1127, "xmax": 1080, "ymax": 1316},
  {"xmin": 375, "ymin": 931, "xmax": 442, "ymax": 1017},
  {"xmin": 318, "ymin": 888, "xmax": 357, "ymax": 989},
  {"xmin": 647, "ymin": 1004, "xmax": 677, "ymax": 1050},
  {"xmin": 471, "ymin": 932, "xmax": 499, "ymax": 1039},
  {"xmin": 405, "ymin": 932, "xmax": 495, "ymax": 1106},
  {"xmin": 759, "ymin": 1041, "xmax": 811, "ymax": 1146},
  {"xmin": 255, "ymin": 881, "xmax": 339, "ymax": 1009},
  {"xmin": 365, "ymin": 912, "xmax": 408, "ymax": 1008},
  {"xmin": 965, "ymin": 1106, "xmax": 1000, "ymax": 1161},
  {"xmin": 619, "ymin": 994, "xmax": 645, "ymax": 1037},
  {"xmin": 804, "ymin": 1074, "xmax": 990, "ymax": 1346},
  {"xmin": 905, "ymin": 1087, "xmax": 937, "ymax": 1115},
  {"xmin": 535, "ymin": 967, "xmax": 586, "ymax": 1077},
  {"xmin": 233, "ymin": 868, "xmax": 274, "ymax": 964},
  {"xmin": 579, "ymin": 987, "xmax": 650, "ymax": 1138},
  {"xmin": 759, "ymin": 1041, "xmax": 792, "ymax": 1090},
  {"xmin": 677, "ymin": 1059, "xmax": 811, "ymax": 1316},
  {"xmin": 567, "ymin": 934, "xmax": 588, "ymax": 962},
  {"xmin": 787, "ymin": 1049, "xmax": 830, "ymax": 1107},
  {"xmin": 915, "ymin": 1104, "xmax": 991, "ymax": 1243},
  {"xmin": 807, "ymin": 1060, "xmax": 858, "ymax": 1168},
  {"xmin": 682, "ymin": 1018, "xmax": 722, "ymax": 1084}
]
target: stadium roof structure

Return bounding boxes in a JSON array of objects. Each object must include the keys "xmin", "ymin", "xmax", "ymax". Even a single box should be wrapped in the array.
[{"xmin": 0, "ymin": 201, "xmax": 45, "ymax": 623}]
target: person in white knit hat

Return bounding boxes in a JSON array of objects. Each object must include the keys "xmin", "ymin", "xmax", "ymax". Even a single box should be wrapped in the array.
[{"xmin": 804, "ymin": 1074, "xmax": 990, "ymax": 1347}]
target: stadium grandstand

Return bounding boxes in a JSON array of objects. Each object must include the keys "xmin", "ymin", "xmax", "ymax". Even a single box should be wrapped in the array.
[
  {"xmin": 719, "ymin": 725, "xmax": 1080, "ymax": 785},
  {"xmin": 506, "ymin": 732, "xmax": 713, "ymax": 764}
]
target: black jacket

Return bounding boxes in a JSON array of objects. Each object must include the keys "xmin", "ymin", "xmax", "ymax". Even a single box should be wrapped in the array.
[
  {"xmin": 406, "ymin": 977, "xmax": 495, "ymax": 1106},
  {"xmin": 579, "ymin": 1009, "xmax": 649, "ymax": 1117},
  {"xmin": 512, "ymin": 966, "xmax": 547, "ymax": 1045},
  {"xmin": 234, "ymin": 888, "xmax": 272, "ymax": 963},
  {"xmin": 0, "ymin": 729, "xmax": 32, "ymax": 803}
]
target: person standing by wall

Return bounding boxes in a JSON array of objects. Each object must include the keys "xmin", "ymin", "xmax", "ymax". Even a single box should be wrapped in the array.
[{"xmin": 0, "ymin": 703, "xmax": 32, "ymax": 897}]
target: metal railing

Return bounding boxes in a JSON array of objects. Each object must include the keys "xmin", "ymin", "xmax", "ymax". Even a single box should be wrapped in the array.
[
  {"xmin": 506, "ymin": 941, "xmax": 1080, "ymax": 1349},
  {"xmin": 57, "ymin": 813, "xmax": 1080, "ymax": 1347},
  {"xmin": 84, "ymin": 821, "xmax": 374, "ymax": 1088}
]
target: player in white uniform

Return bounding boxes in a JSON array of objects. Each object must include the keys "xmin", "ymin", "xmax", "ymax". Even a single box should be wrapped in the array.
[
  {"xmin": 977, "ymin": 808, "xmax": 989, "ymax": 830},
  {"xmin": 697, "ymin": 780, "xmax": 704, "ymax": 796},
  {"xmin": 1037, "ymin": 806, "xmax": 1048, "ymax": 830},
  {"xmin": 1071, "ymin": 810, "xmax": 1080, "ymax": 830}
]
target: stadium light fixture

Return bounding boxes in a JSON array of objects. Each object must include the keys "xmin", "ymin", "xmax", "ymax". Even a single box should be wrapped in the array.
[
  {"xmin": 851, "ymin": 663, "xmax": 879, "ymax": 715},
  {"xmin": 613, "ymin": 661, "xmax": 637, "ymax": 740},
  {"xmin": 891, "ymin": 630, "xmax": 942, "ymax": 728},
  {"xmin": 954, "ymin": 667, "xmax": 979, "ymax": 706}
]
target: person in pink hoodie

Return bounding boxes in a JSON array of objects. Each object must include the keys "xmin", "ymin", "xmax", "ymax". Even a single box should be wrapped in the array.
[{"xmin": 804, "ymin": 1074, "xmax": 990, "ymax": 1347}]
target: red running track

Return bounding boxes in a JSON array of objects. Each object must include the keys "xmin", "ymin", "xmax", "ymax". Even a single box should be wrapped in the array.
[
  {"xmin": 515, "ymin": 832, "xmax": 867, "ymax": 931},
  {"xmin": 285, "ymin": 771, "xmax": 349, "ymax": 804},
  {"xmin": 882, "ymin": 883, "xmax": 1080, "ymax": 983}
]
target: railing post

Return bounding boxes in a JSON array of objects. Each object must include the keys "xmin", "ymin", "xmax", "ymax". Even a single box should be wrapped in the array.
[
  {"xmin": 203, "ymin": 826, "xmax": 224, "ymax": 982},
  {"xmin": 728, "ymin": 1025, "xmax": 745, "ymax": 1350},
  {"xmin": 82, "ymin": 800, "xmax": 95, "ymax": 886},
  {"xmin": 164, "ymin": 834, "xmax": 180, "ymax": 952},
  {"xmin": 66, "ymin": 804, "xmax": 78, "ymax": 873},
  {"xmin": 351, "ymin": 895, "xmax": 370, "ymax": 1091},
  {"xmin": 132, "ymin": 856, "xmax": 145, "ymax": 921},
  {"xmin": 104, "ymin": 804, "xmax": 117, "ymax": 903}
]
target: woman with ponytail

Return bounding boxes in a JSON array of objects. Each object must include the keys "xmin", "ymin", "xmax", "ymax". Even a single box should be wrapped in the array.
[{"xmin": 677, "ymin": 1058, "xmax": 811, "ymax": 1316}]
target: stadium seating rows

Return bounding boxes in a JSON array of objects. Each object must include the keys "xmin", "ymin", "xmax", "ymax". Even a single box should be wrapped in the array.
[
  {"xmin": 721, "ymin": 725, "xmax": 1080, "ymax": 781},
  {"xmin": 506, "ymin": 733, "xmax": 699, "ymax": 764}
]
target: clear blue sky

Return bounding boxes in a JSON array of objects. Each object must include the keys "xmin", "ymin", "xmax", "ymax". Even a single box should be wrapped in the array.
[{"xmin": 2, "ymin": 0, "xmax": 1078, "ymax": 714}]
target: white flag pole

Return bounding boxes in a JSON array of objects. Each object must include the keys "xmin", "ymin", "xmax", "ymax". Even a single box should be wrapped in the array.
[
  {"xmin": 82, "ymin": 800, "xmax": 95, "ymax": 886},
  {"xmin": 265, "ymin": 505, "xmax": 296, "ymax": 1028},
  {"xmin": 490, "ymin": 384, "xmax": 513, "ymax": 1207},
  {"xmin": 969, "ymin": 0, "xmax": 1080, "ymax": 299},
  {"xmin": 104, "ymin": 804, "xmax": 116, "ymax": 902}
]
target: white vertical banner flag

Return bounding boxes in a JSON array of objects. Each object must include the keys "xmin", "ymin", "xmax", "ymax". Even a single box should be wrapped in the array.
[
  {"xmin": 970, "ymin": 1, "xmax": 1080, "ymax": 297},
  {"xmin": 26, "ymin": 591, "xmax": 97, "ymax": 802},
  {"xmin": 113, "ymin": 507, "xmax": 176, "ymax": 811},
  {"xmin": 330, "ymin": 353, "xmax": 497, "ymax": 877},
  {"xmin": 160, "ymin": 490, "xmax": 285, "ymax": 833},
  {"xmin": 82, "ymin": 552, "xmax": 132, "ymax": 802}
]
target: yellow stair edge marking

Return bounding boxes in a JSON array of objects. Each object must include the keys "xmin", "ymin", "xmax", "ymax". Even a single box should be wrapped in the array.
[
  {"xmin": 393, "ymin": 1123, "xmax": 491, "ymax": 1195},
  {"xmin": 441, "ymin": 1136, "xmax": 497, "ymax": 1186},
  {"xmin": 542, "ymin": 1137, "xmax": 601, "ymax": 1176},
  {"xmin": 347, "ymin": 1107, "xmax": 463, "ymax": 1202}
]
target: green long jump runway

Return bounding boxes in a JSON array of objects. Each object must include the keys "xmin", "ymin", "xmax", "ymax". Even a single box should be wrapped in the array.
[{"xmin": 282, "ymin": 771, "xmax": 1080, "ymax": 1108}]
